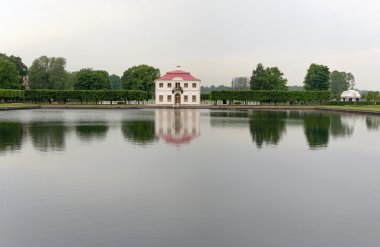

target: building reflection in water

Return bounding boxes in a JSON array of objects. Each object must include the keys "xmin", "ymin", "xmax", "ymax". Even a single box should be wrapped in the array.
[{"xmin": 155, "ymin": 109, "xmax": 200, "ymax": 145}]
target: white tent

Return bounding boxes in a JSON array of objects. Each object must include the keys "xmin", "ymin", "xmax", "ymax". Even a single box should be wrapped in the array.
[{"xmin": 341, "ymin": 90, "xmax": 361, "ymax": 102}]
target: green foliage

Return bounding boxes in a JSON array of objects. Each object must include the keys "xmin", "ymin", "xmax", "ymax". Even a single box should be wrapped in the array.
[
  {"xmin": 121, "ymin": 65, "xmax": 160, "ymax": 99},
  {"xmin": 29, "ymin": 56, "xmax": 69, "ymax": 89},
  {"xmin": 0, "ymin": 53, "xmax": 28, "ymax": 76},
  {"xmin": 201, "ymin": 93, "xmax": 210, "ymax": 101},
  {"xmin": 0, "ymin": 89, "xmax": 24, "ymax": 103},
  {"xmin": 210, "ymin": 90, "xmax": 330, "ymax": 103},
  {"xmin": 110, "ymin": 74, "xmax": 121, "ymax": 90},
  {"xmin": 365, "ymin": 91, "xmax": 380, "ymax": 102},
  {"xmin": 23, "ymin": 90, "xmax": 146, "ymax": 103},
  {"xmin": 250, "ymin": 63, "xmax": 287, "ymax": 90},
  {"xmin": 74, "ymin": 68, "xmax": 111, "ymax": 90},
  {"xmin": 0, "ymin": 60, "xmax": 21, "ymax": 89},
  {"xmin": 330, "ymin": 71, "xmax": 355, "ymax": 99},
  {"xmin": 304, "ymin": 63, "xmax": 330, "ymax": 90}
]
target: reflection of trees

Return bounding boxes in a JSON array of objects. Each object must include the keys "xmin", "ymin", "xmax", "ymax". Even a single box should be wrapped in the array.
[
  {"xmin": 28, "ymin": 122, "xmax": 68, "ymax": 152},
  {"xmin": 76, "ymin": 122, "xmax": 109, "ymax": 141},
  {"xmin": 249, "ymin": 111, "xmax": 287, "ymax": 148},
  {"xmin": 121, "ymin": 120, "xmax": 157, "ymax": 145},
  {"xmin": 0, "ymin": 122, "xmax": 24, "ymax": 154},
  {"xmin": 303, "ymin": 112, "xmax": 330, "ymax": 149},
  {"xmin": 366, "ymin": 116, "xmax": 380, "ymax": 131},
  {"xmin": 330, "ymin": 114, "xmax": 353, "ymax": 138}
]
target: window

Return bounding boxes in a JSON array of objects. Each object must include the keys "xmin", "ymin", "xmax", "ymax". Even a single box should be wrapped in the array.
[
  {"xmin": 168, "ymin": 83, "xmax": 172, "ymax": 88},
  {"xmin": 184, "ymin": 95, "xmax": 188, "ymax": 102},
  {"xmin": 167, "ymin": 95, "xmax": 172, "ymax": 102},
  {"xmin": 192, "ymin": 83, "xmax": 196, "ymax": 88},
  {"xmin": 192, "ymin": 95, "xmax": 196, "ymax": 102},
  {"xmin": 159, "ymin": 95, "xmax": 163, "ymax": 102},
  {"xmin": 175, "ymin": 82, "xmax": 180, "ymax": 89},
  {"xmin": 184, "ymin": 83, "xmax": 188, "ymax": 88},
  {"xmin": 159, "ymin": 83, "xmax": 163, "ymax": 88}
]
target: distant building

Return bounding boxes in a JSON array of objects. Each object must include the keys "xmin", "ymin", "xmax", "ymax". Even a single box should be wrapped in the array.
[
  {"xmin": 341, "ymin": 90, "xmax": 361, "ymax": 102},
  {"xmin": 231, "ymin": 77, "xmax": 250, "ymax": 90},
  {"xmin": 155, "ymin": 67, "xmax": 201, "ymax": 105},
  {"xmin": 22, "ymin": 75, "xmax": 29, "ymax": 89}
]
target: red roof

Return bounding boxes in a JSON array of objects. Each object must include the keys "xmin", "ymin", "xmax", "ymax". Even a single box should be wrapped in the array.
[{"xmin": 158, "ymin": 70, "xmax": 200, "ymax": 81}]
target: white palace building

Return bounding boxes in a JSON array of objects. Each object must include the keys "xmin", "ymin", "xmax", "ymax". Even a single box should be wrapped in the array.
[{"xmin": 155, "ymin": 67, "xmax": 201, "ymax": 105}]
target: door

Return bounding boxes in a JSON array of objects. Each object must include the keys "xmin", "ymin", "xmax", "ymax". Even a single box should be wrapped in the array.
[{"xmin": 175, "ymin": 93, "xmax": 181, "ymax": 104}]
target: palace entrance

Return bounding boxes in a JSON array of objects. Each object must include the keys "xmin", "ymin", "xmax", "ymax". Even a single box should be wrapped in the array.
[{"xmin": 175, "ymin": 93, "xmax": 181, "ymax": 105}]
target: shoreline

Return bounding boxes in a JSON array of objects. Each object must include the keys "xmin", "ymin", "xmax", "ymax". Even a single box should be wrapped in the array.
[{"xmin": 1, "ymin": 104, "xmax": 380, "ymax": 115}]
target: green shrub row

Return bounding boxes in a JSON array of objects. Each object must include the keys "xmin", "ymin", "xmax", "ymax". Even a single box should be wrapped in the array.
[
  {"xmin": 210, "ymin": 90, "xmax": 331, "ymax": 103},
  {"xmin": 201, "ymin": 93, "xmax": 210, "ymax": 101},
  {"xmin": 0, "ymin": 89, "xmax": 25, "ymax": 102},
  {"xmin": 0, "ymin": 90, "xmax": 147, "ymax": 103}
]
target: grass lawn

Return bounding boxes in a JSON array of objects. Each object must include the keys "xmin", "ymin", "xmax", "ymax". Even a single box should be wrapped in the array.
[{"xmin": 321, "ymin": 105, "xmax": 380, "ymax": 111}]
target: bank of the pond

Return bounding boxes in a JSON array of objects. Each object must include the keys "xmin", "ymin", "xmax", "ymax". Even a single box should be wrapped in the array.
[
  {"xmin": 2, "ymin": 103, "xmax": 380, "ymax": 115},
  {"xmin": 0, "ymin": 104, "xmax": 40, "ymax": 111}
]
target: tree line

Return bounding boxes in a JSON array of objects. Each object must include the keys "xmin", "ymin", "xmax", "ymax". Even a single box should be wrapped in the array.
[
  {"xmin": 0, "ymin": 54, "xmax": 160, "ymax": 98},
  {"xmin": 248, "ymin": 63, "xmax": 356, "ymax": 100},
  {"xmin": 0, "ymin": 52, "xmax": 364, "ymax": 102}
]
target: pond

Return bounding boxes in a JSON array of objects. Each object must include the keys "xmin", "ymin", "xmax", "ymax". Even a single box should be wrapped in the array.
[{"xmin": 1, "ymin": 109, "xmax": 380, "ymax": 247}]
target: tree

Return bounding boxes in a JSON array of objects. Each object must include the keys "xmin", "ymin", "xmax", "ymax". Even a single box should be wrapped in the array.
[
  {"xmin": 231, "ymin": 77, "xmax": 249, "ymax": 90},
  {"xmin": 0, "ymin": 53, "xmax": 28, "ymax": 76},
  {"xmin": 366, "ymin": 91, "xmax": 380, "ymax": 102},
  {"xmin": 250, "ymin": 63, "xmax": 287, "ymax": 90},
  {"xmin": 109, "ymin": 74, "xmax": 121, "ymax": 90},
  {"xmin": 330, "ymin": 71, "xmax": 349, "ymax": 99},
  {"xmin": 264, "ymin": 67, "xmax": 288, "ymax": 90},
  {"xmin": 74, "ymin": 68, "xmax": 111, "ymax": 90},
  {"xmin": 0, "ymin": 59, "xmax": 21, "ymax": 89},
  {"xmin": 250, "ymin": 63, "xmax": 267, "ymax": 90},
  {"xmin": 346, "ymin": 72, "xmax": 355, "ymax": 89},
  {"xmin": 121, "ymin": 65, "xmax": 160, "ymax": 99},
  {"xmin": 304, "ymin": 63, "xmax": 330, "ymax": 90},
  {"xmin": 29, "ymin": 56, "xmax": 69, "ymax": 89}
]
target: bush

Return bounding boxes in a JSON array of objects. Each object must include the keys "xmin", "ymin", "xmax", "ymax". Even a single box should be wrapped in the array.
[
  {"xmin": 24, "ymin": 90, "xmax": 147, "ymax": 103},
  {"xmin": 210, "ymin": 90, "xmax": 330, "ymax": 104},
  {"xmin": 0, "ymin": 89, "xmax": 24, "ymax": 103}
]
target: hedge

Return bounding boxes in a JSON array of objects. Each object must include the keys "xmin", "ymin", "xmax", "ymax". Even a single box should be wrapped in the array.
[
  {"xmin": 0, "ymin": 89, "xmax": 24, "ymax": 103},
  {"xmin": 0, "ymin": 90, "xmax": 147, "ymax": 104},
  {"xmin": 201, "ymin": 93, "xmax": 210, "ymax": 101},
  {"xmin": 210, "ymin": 90, "xmax": 331, "ymax": 104}
]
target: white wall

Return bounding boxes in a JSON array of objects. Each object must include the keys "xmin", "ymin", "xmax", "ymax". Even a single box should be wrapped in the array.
[{"xmin": 155, "ymin": 79, "xmax": 201, "ymax": 105}]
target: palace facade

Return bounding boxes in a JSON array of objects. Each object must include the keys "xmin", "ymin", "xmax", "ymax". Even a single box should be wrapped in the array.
[{"xmin": 155, "ymin": 67, "xmax": 201, "ymax": 105}]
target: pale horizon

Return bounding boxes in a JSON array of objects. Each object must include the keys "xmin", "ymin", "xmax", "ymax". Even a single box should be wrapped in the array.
[{"xmin": 1, "ymin": 0, "xmax": 380, "ymax": 90}]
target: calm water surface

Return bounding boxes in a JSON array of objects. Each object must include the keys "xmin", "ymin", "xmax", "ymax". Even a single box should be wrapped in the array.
[{"xmin": 1, "ymin": 109, "xmax": 380, "ymax": 247}]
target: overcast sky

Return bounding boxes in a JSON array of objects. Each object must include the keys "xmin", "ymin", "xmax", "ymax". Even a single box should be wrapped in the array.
[{"xmin": 1, "ymin": 0, "xmax": 380, "ymax": 89}]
